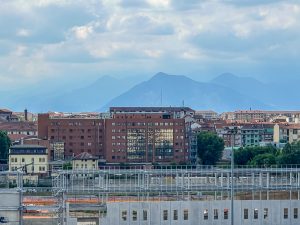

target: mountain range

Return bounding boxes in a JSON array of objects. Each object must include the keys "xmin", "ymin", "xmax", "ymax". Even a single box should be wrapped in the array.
[{"xmin": 1, "ymin": 72, "xmax": 299, "ymax": 112}]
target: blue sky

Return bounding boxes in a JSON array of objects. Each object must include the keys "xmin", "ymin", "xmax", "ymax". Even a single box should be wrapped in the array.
[{"xmin": 0, "ymin": 0, "xmax": 300, "ymax": 90}]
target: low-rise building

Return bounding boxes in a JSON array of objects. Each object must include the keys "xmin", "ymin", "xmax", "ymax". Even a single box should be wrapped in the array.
[
  {"xmin": 72, "ymin": 152, "xmax": 98, "ymax": 170},
  {"xmin": 0, "ymin": 121, "xmax": 37, "ymax": 143},
  {"xmin": 195, "ymin": 110, "xmax": 219, "ymax": 120},
  {"xmin": 0, "ymin": 108, "xmax": 12, "ymax": 121},
  {"xmin": 8, "ymin": 145, "xmax": 48, "ymax": 175}
]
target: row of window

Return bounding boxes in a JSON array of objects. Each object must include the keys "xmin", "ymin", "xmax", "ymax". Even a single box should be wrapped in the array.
[
  {"xmin": 51, "ymin": 121, "xmax": 103, "ymax": 126},
  {"xmin": 11, "ymin": 166, "xmax": 46, "ymax": 171},
  {"xmin": 112, "ymin": 122, "xmax": 184, "ymax": 126},
  {"xmin": 11, "ymin": 157, "xmax": 46, "ymax": 163},
  {"xmin": 51, "ymin": 135, "xmax": 103, "ymax": 140},
  {"xmin": 120, "ymin": 209, "xmax": 227, "ymax": 221},
  {"xmin": 120, "ymin": 208, "xmax": 300, "ymax": 221},
  {"xmin": 75, "ymin": 164, "xmax": 96, "ymax": 169}
]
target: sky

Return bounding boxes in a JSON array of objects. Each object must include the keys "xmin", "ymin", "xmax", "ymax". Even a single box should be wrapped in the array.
[{"xmin": 0, "ymin": 0, "xmax": 300, "ymax": 90}]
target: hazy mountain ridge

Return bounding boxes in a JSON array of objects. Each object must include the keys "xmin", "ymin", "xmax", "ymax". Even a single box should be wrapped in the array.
[
  {"xmin": 102, "ymin": 72, "xmax": 270, "ymax": 112},
  {"xmin": 2, "ymin": 72, "xmax": 300, "ymax": 112}
]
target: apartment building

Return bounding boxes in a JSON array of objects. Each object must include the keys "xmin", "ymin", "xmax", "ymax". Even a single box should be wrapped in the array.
[
  {"xmin": 110, "ymin": 107, "xmax": 195, "ymax": 118},
  {"xmin": 273, "ymin": 123, "xmax": 300, "ymax": 145},
  {"xmin": 37, "ymin": 109, "xmax": 189, "ymax": 164},
  {"xmin": 222, "ymin": 110, "xmax": 300, "ymax": 122},
  {"xmin": 38, "ymin": 113, "xmax": 105, "ymax": 160},
  {"xmin": 195, "ymin": 110, "xmax": 219, "ymax": 120},
  {"xmin": 215, "ymin": 122, "xmax": 274, "ymax": 148},
  {"xmin": 215, "ymin": 123, "xmax": 242, "ymax": 148},
  {"xmin": 106, "ymin": 113, "xmax": 188, "ymax": 164},
  {"xmin": 241, "ymin": 124, "xmax": 274, "ymax": 147}
]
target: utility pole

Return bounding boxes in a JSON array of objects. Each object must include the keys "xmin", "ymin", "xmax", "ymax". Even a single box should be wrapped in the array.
[
  {"xmin": 231, "ymin": 141, "xmax": 234, "ymax": 225},
  {"xmin": 230, "ymin": 127, "xmax": 237, "ymax": 225}
]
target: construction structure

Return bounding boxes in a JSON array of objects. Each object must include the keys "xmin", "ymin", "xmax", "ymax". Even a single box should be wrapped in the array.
[
  {"xmin": 2, "ymin": 166, "xmax": 300, "ymax": 224},
  {"xmin": 51, "ymin": 166, "xmax": 300, "ymax": 225}
]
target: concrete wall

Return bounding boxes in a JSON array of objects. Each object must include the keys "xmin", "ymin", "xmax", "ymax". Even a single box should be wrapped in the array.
[
  {"xmin": 100, "ymin": 200, "xmax": 300, "ymax": 225},
  {"xmin": 24, "ymin": 218, "xmax": 57, "ymax": 225},
  {"xmin": 0, "ymin": 190, "xmax": 21, "ymax": 225}
]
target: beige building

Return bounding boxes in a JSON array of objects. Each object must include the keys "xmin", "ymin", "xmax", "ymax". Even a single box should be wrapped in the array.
[
  {"xmin": 9, "ymin": 145, "xmax": 48, "ymax": 174},
  {"xmin": 72, "ymin": 152, "xmax": 98, "ymax": 170},
  {"xmin": 273, "ymin": 124, "xmax": 300, "ymax": 145}
]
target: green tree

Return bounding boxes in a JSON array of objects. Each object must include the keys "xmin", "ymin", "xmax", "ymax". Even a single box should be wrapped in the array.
[
  {"xmin": 234, "ymin": 146, "xmax": 277, "ymax": 166},
  {"xmin": 197, "ymin": 132, "xmax": 224, "ymax": 165},
  {"xmin": 0, "ymin": 131, "xmax": 11, "ymax": 164},
  {"xmin": 249, "ymin": 153, "xmax": 276, "ymax": 167},
  {"xmin": 63, "ymin": 162, "xmax": 72, "ymax": 170}
]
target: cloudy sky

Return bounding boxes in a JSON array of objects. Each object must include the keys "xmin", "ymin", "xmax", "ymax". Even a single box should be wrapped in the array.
[{"xmin": 1, "ymin": 0, "xmax": 300, "ymax": 90}]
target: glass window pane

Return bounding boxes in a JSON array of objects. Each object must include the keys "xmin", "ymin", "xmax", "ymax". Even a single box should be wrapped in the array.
[
  {"xmin": 264, "ymin": 208, "xmax": 268, "ymax": 219},
  {"xmin": 184, "ymin": 209, "xmax": 188, "ymax": 220},
  {"xmin": 214, "ymin": 209, "xmax": 218, "ymax": 220},
  {"xmin": 244, "ymin": 209, "xmax": 248, "ymax": 220},
  {"xmin": 204, "ymin": 209, "xmax": 208, "ymax": 220},
  {"xmin": 284, "ymin": 208, "xmax": 288, "ymax": 219},
  {"xmin": 173, "ymin": 210, "xmax": 178, "ymax": 220}
]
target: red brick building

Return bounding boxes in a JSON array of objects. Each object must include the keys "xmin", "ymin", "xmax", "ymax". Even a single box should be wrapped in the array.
[
  {"xmin": 106, "ymin": 113, "xmax": 188, "ymax": 164},
  {"xmin": 38, "ymin": 113, "xmax": 105, "ymax": 160},
  {"xmin": 38, "ymin": 110, "xmax": 189, "ymax": 164}
]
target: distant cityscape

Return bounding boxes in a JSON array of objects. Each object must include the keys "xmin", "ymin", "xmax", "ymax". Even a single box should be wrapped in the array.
[{"xmin": 1, "ymin": 106, "xmax": 300, "ymax": 172}]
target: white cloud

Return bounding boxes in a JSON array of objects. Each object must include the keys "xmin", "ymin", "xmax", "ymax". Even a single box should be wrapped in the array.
[
  {"xmin": 144, "ymin": 49, "xmax": 163, "ymax": 58},
  {"xmin": 17, "ymin": 29, "xmax": 30, "ymax": 37},
  {"xmin": 1, "ymin": 0, "xmax": 300, "ymax": 88},
  {"xmin": 11, "ymin": 45, "xmax": 28, "ymax": 57},
  {"xmin": 72, "ymin": 25, "xmax": 94, "ymax": 40},
  {"xmin": 147, "ymin": 0, "xmax": 170, "ymax": 8}
]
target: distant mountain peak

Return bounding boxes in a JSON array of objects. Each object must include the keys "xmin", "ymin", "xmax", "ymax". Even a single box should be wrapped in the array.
[
  {"xmin": 102, "ymin": 72, "xmax": 269, "ymax": 112},
  {"xmin": 155, "ymin": 72, "xmax": 169, "ymax": 77},
  {"xmin": 151, "ymin": 72, "xmax": 191, "ymax": 82}
]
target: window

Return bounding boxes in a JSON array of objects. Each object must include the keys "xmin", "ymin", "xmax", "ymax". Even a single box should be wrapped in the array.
[
  {"xmin": 173, "ymin": 210, "xmax": 178, "ymax": 220},
  {"xmin": 224, "ymin": 209, "xmax": 229, "ymax": 220},
  {"xmin": 204, "ymin": 209, "xmax": 208, "ymax": 220},
  {"xmin": 121, "ymin": 210, "xmax": 127, "ymax": 221},
  {"xmin": 132, "ymin": 210, "xmax": 137, "ymax": 221},
  {"xmin": 284, "ymin": 208, "xmax": 288, "ymax": 219},
  {"xmin": 22, "ymin": 158, "xmax": 25, "ymax": 163},
  {"xmin": 214, "ymin": 209, "xmax": 218, "ymax": 220},
  {"xmin": 163, "ymin": 210, "xmax": 168, "ymax": 220},
  {"xmin": 294, "ymin": 208, "xmax": 298, "ymax": 219},
  {"xmin": 143, "ymin": 210, "xmax": 147, "ymax": 221},
  {"xmin": 11, "ymin": 158, "xmax": 14, "ymax": 163},
  {"xmin": 254, "ymin": 209, "xmax": 258, "ymax": 219},
  {"xmin": 264, "ymin": 208, "xmax": 268, "ymax": 219},
  {"xmin": 244, "ymin": 209, "xmax": 248, "ymax": 220},
  {"xmin": 183, "ymin": 209, "xmax": 188, "ymax": 220}
]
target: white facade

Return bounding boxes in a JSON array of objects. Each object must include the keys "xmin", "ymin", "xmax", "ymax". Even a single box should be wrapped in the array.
[{"xmin": 100, "ymin": 200, "xmax": 300, "ymax": 225}]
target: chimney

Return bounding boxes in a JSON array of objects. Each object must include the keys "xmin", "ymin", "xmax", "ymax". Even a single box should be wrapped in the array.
[
  {"xmin": 24, "ymin": 108, "xmax": 28, "ymax": 121},
  {"xmin": 21, "ymin": 138, "xmax": 24, "ymax": 145}
]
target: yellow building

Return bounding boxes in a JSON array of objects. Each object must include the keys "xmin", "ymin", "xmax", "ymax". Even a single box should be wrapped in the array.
[
  {"xmin": 72, "ymin": 152, "xmax": 98, "ymax": 170},
  {"xmin": 9, "ymin": 145, "xmax": 48, "ymax": 174}
]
